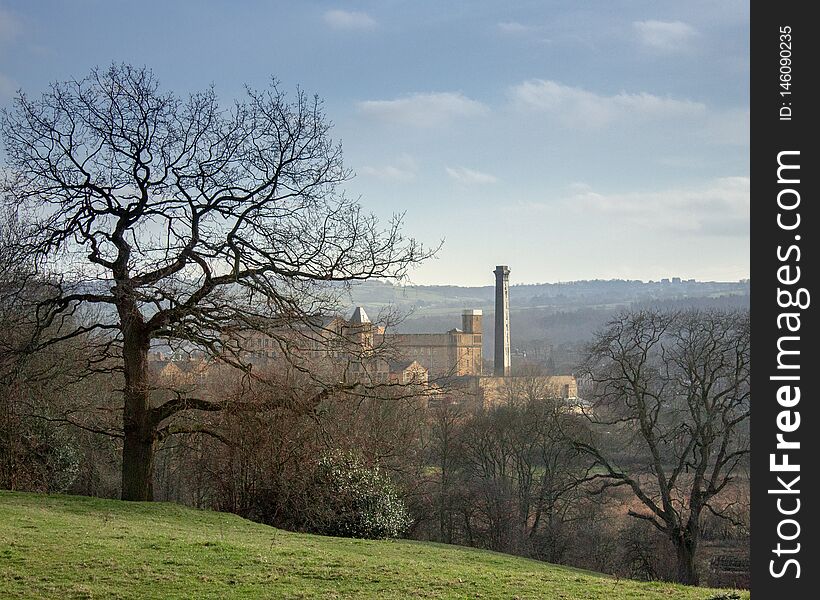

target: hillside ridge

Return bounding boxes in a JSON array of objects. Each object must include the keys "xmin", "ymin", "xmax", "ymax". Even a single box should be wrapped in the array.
[{"xmin": 0, "ymin": 491, "xmax": 748, "ymax": 599}]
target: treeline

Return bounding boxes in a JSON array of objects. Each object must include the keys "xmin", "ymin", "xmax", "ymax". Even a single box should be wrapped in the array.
[{"xmin": 0, "ymin": 325, "xmax": 749, "ymax": 587}]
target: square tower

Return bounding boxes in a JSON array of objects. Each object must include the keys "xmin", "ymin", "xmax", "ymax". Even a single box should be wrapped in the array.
[{"xmin": 462, "ymin": 309, "xmax": 483, "ymax": 334}]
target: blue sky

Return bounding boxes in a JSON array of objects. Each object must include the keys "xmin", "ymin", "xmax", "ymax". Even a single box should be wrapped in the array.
[{"xmin": 0, "ymin": 1, "xmax": 749, "ymax": 286}]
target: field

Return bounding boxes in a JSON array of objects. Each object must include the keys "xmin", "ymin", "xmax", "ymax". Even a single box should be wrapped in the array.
[{"xmin": 0, "ymin": 491, "xmax": 748, "ymax": 599}]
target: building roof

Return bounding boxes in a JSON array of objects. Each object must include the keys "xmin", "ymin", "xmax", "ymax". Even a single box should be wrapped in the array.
[
  {"xmin": 388, "ymin": 359, "xmax": 427, "ymax": 373},
  {"xmin": 349, "ymin": 306, "xmax": 371, "ymax": 324}
]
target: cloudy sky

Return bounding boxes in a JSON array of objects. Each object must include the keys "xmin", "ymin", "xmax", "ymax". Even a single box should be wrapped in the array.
[{"xmin": 0, "ymin": 1, "xmax": 749, "ymax": 286}]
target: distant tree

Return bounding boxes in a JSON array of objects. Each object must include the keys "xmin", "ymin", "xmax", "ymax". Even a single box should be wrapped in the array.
[
  {"xmin": 452, "ymin": 380, "xmax": 590, "ymax": 558},
  {"xmin": 576, "ymin": 309, "xmax": 750, "ymax": 585},
  {"xmin": 429, "ymin": 398, "xmax": 467, "ymax": 544},
  {"xmin": 0, "ymin": 64, "xmax": 429, "ymax": 501}
]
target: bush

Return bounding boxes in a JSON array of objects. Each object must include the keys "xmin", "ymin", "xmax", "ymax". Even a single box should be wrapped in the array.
[
  {"xmin": 0, "ymin": 408, "xmax": 80, "ymax": 493},
  {"xmin": 305, "ymin": 450, "xmax": 410, "ymax": 539},
  {"xmin": 616, "ymin": 520, "xmax": 676, "ymax": 582}
]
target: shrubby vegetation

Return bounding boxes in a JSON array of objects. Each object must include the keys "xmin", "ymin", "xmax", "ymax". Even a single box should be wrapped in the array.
[{"xmin": 305, "ymin": 450, "xmax": 410, "ymax": 539}]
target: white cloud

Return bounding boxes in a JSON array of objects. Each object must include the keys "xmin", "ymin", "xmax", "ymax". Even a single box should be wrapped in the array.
[
  {"xmin": 357, "ymin": 92, "xmax": 488, "ymax": 128},
  {"xmin": 702, "ymin": 108, "xmax": 749, "ymax": 146},
  {"xmin": 562, "ymin": 177, "xmax": 749, "ymax": 236},
  {"xmin": 360, "ymin": 165, "xmax": 415, "ymax": 182},
  {"xmin": 359, "ymin": 155, "xmax": 418, "ymax": 182},
  {"xmin": 497, "ymin": 21, "xmax": 555, "ymax": 45},
  {"xmin": 633, "ymin": 20, "xmax": 697, "ymax": 52},
  {"xmin": 445, "ymin": 166, "xmax": 498, "ymax": 185},
  {"xmin": 567, "ymin": 182, "xmax": 593, "ymax": 193},
  {"xmin": 508, "ymin": 79, "xmax": 705, "ymax": 129},
  {"xmin": 498, "ymin": 21, "xmax": 536, "ymax": 35},
  {"xmin": 323, "ymin": 9, "xmax": 377, "ymax": 31}
]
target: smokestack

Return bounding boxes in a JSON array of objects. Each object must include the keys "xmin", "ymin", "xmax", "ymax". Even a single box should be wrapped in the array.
[{"xmin": 493, "ymin": 265, "xmax": 511, "ymax": 377}]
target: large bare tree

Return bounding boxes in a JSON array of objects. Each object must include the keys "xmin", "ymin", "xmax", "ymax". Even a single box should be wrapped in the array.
[
  {"xmin": 576, "ymin": 309, "xmax": 750, "ymax": 585},
  {"xmin": 0, "ymin": 64, "xmax": 429, "ymax": 501}
]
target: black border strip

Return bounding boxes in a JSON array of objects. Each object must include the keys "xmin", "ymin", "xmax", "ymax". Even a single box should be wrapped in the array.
[{"xmin": 751, "ymin": 2, "xmax": 817, "ymax": 595}]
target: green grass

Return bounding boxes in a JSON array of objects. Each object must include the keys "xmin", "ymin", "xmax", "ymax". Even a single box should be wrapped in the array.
[{"xmin": 0, "ymin": 491, "xmax": 748, "ymax": 599}]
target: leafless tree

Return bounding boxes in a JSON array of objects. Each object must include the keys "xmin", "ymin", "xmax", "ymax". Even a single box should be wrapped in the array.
[
  {"xmin": 428, "ymin": 397, "xmax": 468, "ymax": 543},
  {"xmin": 0, "ymin": 64, "xmax": 430, "ymax": 501},
  {"xmin": 576, "ymin": 309, "xmax": 750, "ymax": 585},
  {"xmin": 458, "ymin": 398, "xmax": 588, "ymax": 557},
  {"xmin": 1, "ymin": 208, "xmax": 98, "ymax": 492}
]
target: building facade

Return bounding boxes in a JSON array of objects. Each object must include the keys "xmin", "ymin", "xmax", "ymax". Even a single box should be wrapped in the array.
[{"xmin": 381, "ymin": 309, "xmax": 483, "ymax": 378}]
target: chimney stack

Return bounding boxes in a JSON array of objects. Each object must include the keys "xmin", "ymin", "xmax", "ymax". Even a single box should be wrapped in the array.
[{"xmin": 493, "ymin": 266, "xmax": 511, "ymax": 377}]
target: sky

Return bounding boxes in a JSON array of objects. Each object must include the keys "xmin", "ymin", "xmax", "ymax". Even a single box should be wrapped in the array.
[{"xmin": 0, "ymin": 1, "xmax": 749, "ymax": 286}]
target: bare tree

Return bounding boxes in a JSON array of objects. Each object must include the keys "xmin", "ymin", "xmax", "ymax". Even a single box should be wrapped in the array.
[
  {"xmin": 0, "ymin": 64, "xmax": 430, "ymax": 501},
  {"xmin": 428, "ymin": 397, "xmax": 468, "ymax": 544},
  {"xmin": 1, "ymin": 208, "xmax": 97, "ymax": 492},
  {"xmin": 444, "ymin": 378, "xmax": 590, "ymax": 559},
  {"xmin": 576, "ymin": 309, "xmax": 750, "ymax": 585}
]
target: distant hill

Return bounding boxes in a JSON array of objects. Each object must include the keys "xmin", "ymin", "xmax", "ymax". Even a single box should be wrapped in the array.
[
  {"xmin": 0, "ymin": 491, "xmax": 748, "ymax": 599},
  {"xmin": 343, "ymin": 279, "xmax": 750, "ymax": 373},
  {"xmin": 347, "ymin": 278, "xmax": 748, "ymax": 311},
  {"xmin": 74, "ymin": 276, "xmax": 749, "ymax": 371}
]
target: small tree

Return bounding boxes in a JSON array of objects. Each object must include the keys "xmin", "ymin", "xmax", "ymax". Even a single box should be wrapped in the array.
[
  {"xmin": 1, "ymin": 64, "xmax": 428, "ymax": 501},
  {"xmin": 306, "ymin": 450, "xmax": 410, "ymax": 539},
  {"xmin": 576, "ymin": 309, "xmax": 750, "ymax": 585}
]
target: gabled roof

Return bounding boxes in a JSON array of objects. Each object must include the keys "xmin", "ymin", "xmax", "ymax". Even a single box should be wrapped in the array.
[
  {"xmin": 349, "ymin": 306, "xmax": 371, "ymax": 324},
  {"xmin": 388, "ymin": 359, "xmax": 427, "ymax": 373}
]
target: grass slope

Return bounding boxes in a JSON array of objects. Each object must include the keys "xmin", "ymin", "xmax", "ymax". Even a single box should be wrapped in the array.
[{"xmin": 0, "ymin": 491, "xmax": 748, "ymax": 599}]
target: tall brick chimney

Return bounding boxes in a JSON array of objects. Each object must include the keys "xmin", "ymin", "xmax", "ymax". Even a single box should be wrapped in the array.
[{"xmin": 493, "ymin": 265, "xmax": 511, "ymax": 377}]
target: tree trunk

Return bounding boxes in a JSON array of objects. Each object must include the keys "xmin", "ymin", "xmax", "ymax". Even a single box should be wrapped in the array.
[
  {"xmin": 674, "ymin": 535, "xmax": 699, "ymax": 586},
  {"xmin": 120, "ymin": 326, "xmax": 154, "ymax": 501},
  {"xmin": 439, "ymin": 455, "xmax": 449, "ymax": 542},
  {"xmin": 122, "ymin": 416, "xmax": 155, "ymax": 501}
]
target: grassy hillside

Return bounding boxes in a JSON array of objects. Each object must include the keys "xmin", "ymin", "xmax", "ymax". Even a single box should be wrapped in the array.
[{"xmin": 0, "ymin": 491, "xmax": 747, "ymax": 599}]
